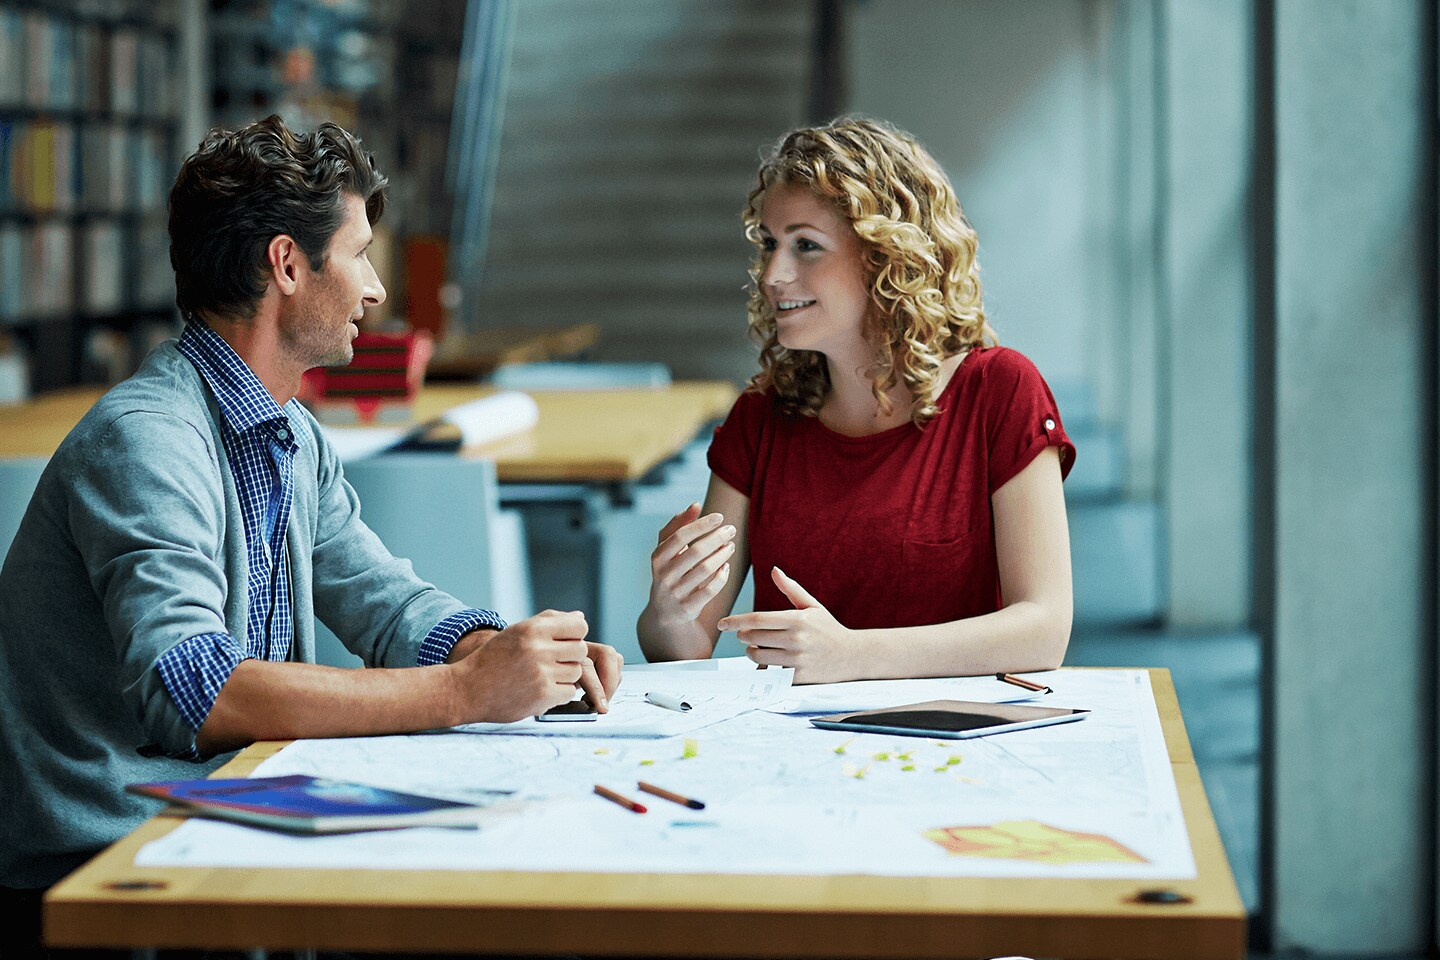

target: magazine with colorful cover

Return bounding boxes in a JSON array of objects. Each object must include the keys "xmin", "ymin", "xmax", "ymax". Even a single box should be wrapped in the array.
[{"xmin": 127, "ymin": 775, "xmax": 494, "ymax": 834}]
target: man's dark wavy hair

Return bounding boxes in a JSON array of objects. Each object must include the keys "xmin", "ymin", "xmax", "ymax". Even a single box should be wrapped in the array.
[{"xmin": 168, "ymin": 115, "xmax": 388, "ymax": 322}]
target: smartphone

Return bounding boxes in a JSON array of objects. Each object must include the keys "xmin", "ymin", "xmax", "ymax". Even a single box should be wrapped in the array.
[{"xmin": 535, "ymin": 700, "xmax": 599, "ymax": 722}]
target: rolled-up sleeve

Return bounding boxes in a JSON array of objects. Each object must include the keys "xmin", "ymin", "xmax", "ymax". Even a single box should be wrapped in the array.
[
  {"xmin": 416, "ymin": 608, "xmax": 508, "ymax": 666},
  {"xmin": 154, "ymin": 631, "xmax": 250, "ymax": 734}
]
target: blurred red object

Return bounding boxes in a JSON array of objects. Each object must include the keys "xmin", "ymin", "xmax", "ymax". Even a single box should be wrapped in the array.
[
  {"xmin": 404, "ymin": 236, "xmax": 447, "ymax": 338},
  {"xmin": 300, "ymin": 330, "xmax": 434, "ymax": 425}
]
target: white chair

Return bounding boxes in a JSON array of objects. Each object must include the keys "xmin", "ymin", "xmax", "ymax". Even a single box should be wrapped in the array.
[
  {"xmin": 0, "ymin": 457, "xmax": 48, "ymax": 571},
  {"xmin": 314, "ymin": 455, "xmax": 532, "ymax": 667},
  {"xmin": 492, "ymin": 361, "xmax": 671, "ymax": 390}
]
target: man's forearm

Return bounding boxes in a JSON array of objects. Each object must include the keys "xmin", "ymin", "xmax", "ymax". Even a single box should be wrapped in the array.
[{"xmin": 195, "ymin": 658, "xmax": 462, "ymax": 755}]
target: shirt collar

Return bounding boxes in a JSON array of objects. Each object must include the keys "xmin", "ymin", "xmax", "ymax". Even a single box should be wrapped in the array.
[{"xmin": 177, "ymin": 320, "xmax": 296, "ymax": 438}]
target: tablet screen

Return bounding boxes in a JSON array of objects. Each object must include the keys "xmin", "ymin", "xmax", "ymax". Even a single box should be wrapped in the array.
[
  {"xmin": 837, "ymin": 708, "xmax": 1034, "ymax": 733},
  {"xmin": 811, "ymin": 700, "xmax": 1088, "ymax": 739}
]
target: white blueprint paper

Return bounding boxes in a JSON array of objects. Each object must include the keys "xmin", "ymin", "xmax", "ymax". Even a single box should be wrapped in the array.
[
  {"xmin": 135, "ymin": 669, "xmax": 1196, "ymax": 880},
  {"xmin": 451, "ymin": 666, "xmax": 794, "ymax": 738}
]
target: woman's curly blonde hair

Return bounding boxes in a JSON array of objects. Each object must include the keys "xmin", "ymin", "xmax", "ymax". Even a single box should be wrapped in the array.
[{"xmin": 743, "ymin": 117, "xmax": 994, "ymax": 426}]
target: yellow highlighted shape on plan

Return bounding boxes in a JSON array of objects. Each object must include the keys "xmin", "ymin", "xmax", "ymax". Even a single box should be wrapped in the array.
[{"xmin": 924, "ymin": 820, "xmax": 1148, "ymax": 865}]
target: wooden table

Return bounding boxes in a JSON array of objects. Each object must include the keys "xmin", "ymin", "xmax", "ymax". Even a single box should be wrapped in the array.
[
  {"xmin": 0, "ymin": 380, "xmax": 738, "ymax": 485},
  {"xmin": 44, "ymin": 669, "xmax": 1245, "ymax": 959},
  {"xmin": 418, "ymin": 381, "xmax": 737, "ymax": 483},
  {"xmin": 0, "ymin": 388, "xmax": 107, "ymax": 459}
]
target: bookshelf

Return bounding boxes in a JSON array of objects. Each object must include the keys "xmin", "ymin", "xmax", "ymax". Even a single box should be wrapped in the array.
[{"xmin": 0, "ymin": 0, "xmax": 183, "ymax": 393}]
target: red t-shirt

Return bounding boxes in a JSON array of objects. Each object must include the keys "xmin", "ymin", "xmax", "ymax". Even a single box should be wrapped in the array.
[{"xmin": 707, "ymin": 347, "xmax": 1074, "ymax": 630}]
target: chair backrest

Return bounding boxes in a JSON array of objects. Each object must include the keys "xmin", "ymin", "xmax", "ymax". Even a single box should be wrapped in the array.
[
  {"xmin": 492, "ymin": 362, "xmax": 671, "ymax": 391},
  {"xmin": 313, "ymin": 454, "xmax": 531, "ymax": 666},
  {"xmin": 0, "ymin": 457, "xmax": 49, "ymax": 570}
]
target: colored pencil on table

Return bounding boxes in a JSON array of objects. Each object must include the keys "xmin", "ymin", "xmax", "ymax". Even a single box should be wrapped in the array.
[
  {"xmin": 637, "ymin": 781, "xmax": 705, "ymax": 810},
  {"xmin": 996, "ymin": 672, "xmax": 1053, "ymax": 694},
  {"xmin": 594, "ymin": 784, "xmax": 647, "ymax": 814}
]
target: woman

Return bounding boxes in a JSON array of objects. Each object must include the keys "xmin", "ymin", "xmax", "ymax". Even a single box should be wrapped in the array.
[{"xmin": 636, "ymin": 118, "xmax": 1075, "ymax": 683}]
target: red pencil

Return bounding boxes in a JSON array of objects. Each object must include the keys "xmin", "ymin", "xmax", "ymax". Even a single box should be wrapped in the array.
[{"xmin": 594, "ymin": 784, "xmax": 647, "ymax": 814}]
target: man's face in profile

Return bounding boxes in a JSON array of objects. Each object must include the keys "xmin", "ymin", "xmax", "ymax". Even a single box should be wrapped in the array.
[{"xmin": 279, "ymin": 193, "xmax": 385, "ymax": 370}]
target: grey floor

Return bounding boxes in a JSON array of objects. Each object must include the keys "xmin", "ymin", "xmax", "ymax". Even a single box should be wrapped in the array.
[{"xmin": 1066, "ymin": 627, "xmax": 1261, "ymax": 915}]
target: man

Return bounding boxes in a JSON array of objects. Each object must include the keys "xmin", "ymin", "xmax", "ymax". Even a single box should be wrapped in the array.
[{"xmin": 0, "ymin": 116, "xmax": 623, "ymax": 951}]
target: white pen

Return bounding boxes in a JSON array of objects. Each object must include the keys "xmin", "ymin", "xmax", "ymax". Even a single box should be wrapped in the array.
[{"xmin": 645, "ymin": 691, "xmax": 692, "ymax": 712}]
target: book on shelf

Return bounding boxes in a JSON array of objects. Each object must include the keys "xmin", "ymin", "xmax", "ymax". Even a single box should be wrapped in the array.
[
  {"xmin": 22, "ymin": 13, "xmax": 75, "ymax": 111},
  {"xmin": 76, "ymin": 24, "xmax": 107, "ymax": 113},
  {"xmin": 135, "ymin": 130, "xmax": 166, "ymax": 208},
  {"xmin": 0, "ymin": 223, "xmax": 21, "ymax": 320},
  {"xmin": 0, "ymin": 118, "xmax": 12, "ymax": 212},
  {"xmin": 5, "ymin": 120, "xmax": 77, "ymax": 212},
  {"xmin": 82, "ymin": 222, "xmax": 124, "ymax": 314},
  {"xmin": 0, "ymin": 223, "xmax": 74, "ymax": 320},
  {"xmin": 110, "ymin": 29, "xmax": 139, "ymax": 116},
  {"xmin": 0, "ymin": 10, "xmax": 22, "ymax": 109},
  {"xmin": 136, "ymin": 214, "xmax": 172, "ymax": 308},
  {"xmin": 29, "ymin": 222, "xmax": 73, "ymax": 318},
  {"xmin": 137, "ymin": 33, "xmax": 174, "ymax": 119},
  {"xmin": 127, "ymin": 774, "xmax": 497, "ymax": 834}
]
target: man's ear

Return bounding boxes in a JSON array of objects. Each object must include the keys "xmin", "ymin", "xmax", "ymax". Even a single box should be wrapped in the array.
[{"xmin": 266, "ymin": 235, "xmax": 301, "ymax": 296}]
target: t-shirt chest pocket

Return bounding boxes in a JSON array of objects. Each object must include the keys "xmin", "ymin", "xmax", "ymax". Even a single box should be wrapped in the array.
[{"xmin": 895, "ymin": 523, "xmax": 1000, "ymax": 624}]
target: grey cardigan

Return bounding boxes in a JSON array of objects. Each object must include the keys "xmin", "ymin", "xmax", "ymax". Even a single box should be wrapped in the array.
[{"xmin": 0, "ymin": 343, "xmax": 471, "ymax": 887}]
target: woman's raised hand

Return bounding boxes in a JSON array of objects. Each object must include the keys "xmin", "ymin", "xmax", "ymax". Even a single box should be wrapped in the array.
[
  {"xmin": 718, "ymin": 567, "xmax": 865, "ymax": 684},
  {"xmin": 648, "ymin": 502, "xmax": 736, "ymax": 625}
]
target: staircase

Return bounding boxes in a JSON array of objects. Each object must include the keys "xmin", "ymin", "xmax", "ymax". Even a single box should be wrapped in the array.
[{"xmin": 474, "ymin": 0, "xmax": 811, "ymax": 381}]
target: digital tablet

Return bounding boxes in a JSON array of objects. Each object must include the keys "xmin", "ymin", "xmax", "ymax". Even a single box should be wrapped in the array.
[{"xmin": 809, "ymin": 699, "xmax": 1088, "ymax": 739}]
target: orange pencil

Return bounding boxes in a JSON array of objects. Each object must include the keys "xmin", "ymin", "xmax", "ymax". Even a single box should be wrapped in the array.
[
  {"xmin": 996, "ymin": 672, "xmax": 1053, "ymax": 694},
  {"xmin": 637, "ymin": 781, "xmax": 705, "ymax": 810},
  {"xmin": 594, "ymin": 784, "xmax": 647, "ymax": 814}
]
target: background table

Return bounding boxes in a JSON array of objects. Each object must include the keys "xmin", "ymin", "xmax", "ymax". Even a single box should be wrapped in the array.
[
  {"xmin": 44, "ymin": 669, "xmax": 1245, "ymax": 959},
  {"xmin": 0, "ymin": 377, "xmax": 738, "ymax": 655},
  {"xmin": 416, "ymin": 380, "xmax": 736, "ymax": 483},
  {"xmin": 0, "ymin": 380, "xmax": 737, "ymax": 485}
]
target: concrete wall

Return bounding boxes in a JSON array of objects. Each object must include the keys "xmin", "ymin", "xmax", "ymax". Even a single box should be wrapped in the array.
[
  {"xmin": 1269, "ymin": 0, "xmax": 1432, "ymax": 949},
  {"xmin": 1161, "ymin": 0, "xmax": 1253, "ymax": 626},
  {"xmin": 1095, "ymin": 0, "xmax": 1163, "ymax": 500},
  {"xmin": 847, "ymin": 0, "xmax": 1255, "ymax": 627},
  {"xmin": 845, "ymin": 0, "xmax": 1098, "ymax": 388}
]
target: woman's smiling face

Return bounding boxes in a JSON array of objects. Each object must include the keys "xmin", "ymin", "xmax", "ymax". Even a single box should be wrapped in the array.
[{"xmin": 757, "ymin": 182, "xmax": 871, "ymax": 356}]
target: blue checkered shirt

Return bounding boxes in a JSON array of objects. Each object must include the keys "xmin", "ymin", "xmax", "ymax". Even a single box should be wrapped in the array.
[{"xmin": 155, "ymin": 321, "xmax": 504, "ymax": 743}]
